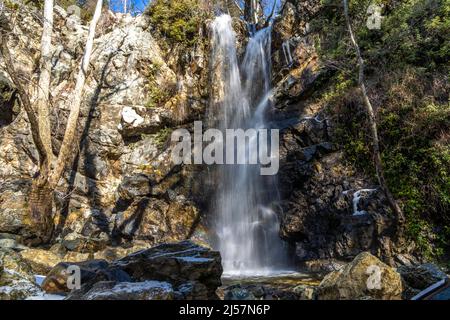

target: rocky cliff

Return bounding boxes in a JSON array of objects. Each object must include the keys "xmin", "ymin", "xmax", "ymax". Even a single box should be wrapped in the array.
[
  {"xmin": 0, "ymin": 0, "xmax": 448, "ymax": 284},
  {"xmin": 0, "ymin": 3, "xmax": 210, "ymax": 256}
]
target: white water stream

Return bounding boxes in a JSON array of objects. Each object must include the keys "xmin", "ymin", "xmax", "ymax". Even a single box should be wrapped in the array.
[{"xmin": 209, "ymin": 15, "xmax": 289, "ymax": 276}]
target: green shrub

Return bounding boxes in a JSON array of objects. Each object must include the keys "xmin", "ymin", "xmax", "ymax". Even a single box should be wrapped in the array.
[
  {"xmin": 146, "ymin": 0, "xmax": 206, "ymax": 46},
  {"xmin": 145, "ymin": 61, "xmax": 172, "ymax": 108},
  {"xmin": 152, "ymin": 127, "xmax": 173, "ymax": 150}
]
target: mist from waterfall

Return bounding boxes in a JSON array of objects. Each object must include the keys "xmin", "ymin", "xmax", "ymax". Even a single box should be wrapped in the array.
[{"xmin": 209, "ymin": 14, "xmax": 289, "ymax": 277}]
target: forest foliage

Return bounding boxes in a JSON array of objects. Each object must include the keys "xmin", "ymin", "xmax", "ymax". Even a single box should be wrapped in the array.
[{"xmin": 312, "ymin": 0, "xmax": 450, "ymax": 262}]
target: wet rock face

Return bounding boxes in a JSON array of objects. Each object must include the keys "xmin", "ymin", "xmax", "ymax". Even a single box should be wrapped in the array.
[
  {"xmin": 272, "ymin": 1, "xmax": 321, "ymax": 104},
  {"xmin": 316, "ymin": 252, "xmax": 403, "ymax": 300}
]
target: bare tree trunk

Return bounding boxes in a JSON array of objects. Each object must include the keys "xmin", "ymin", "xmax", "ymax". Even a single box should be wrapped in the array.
[
  {"xmin": 35, "ymin": 0, "xmax": 54, "ymax": 166},
  {"xmin": 49, "ymin": 0, "xmax": 103, "ymax": 189},
  {"xmin": 0, "ymin": 34, "xmax": 48, "ymax": 164},
  {"xmin": 342, "ymin": 0, "xmax": 405, "ymax": 226},
  {"xmin": 244, "ymin": 0, "xmax": 258, "ymax": 27}
]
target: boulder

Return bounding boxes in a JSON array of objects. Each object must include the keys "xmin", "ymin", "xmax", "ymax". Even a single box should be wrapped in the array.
[
  {"xmin": 174, "ymin": 281, "xmax": 212, "ymax": 300},
  {"xmin": 71, "ymin": 280, "xmax": 175, "ymax": 300},
  {"xmin": 0, "ymin": 238, "xmax": 27, "ymax": 251},
  {"xmin": 42, "ymin": 241, "xmax": 222, "ymax": 300},
  {"xmin": 0, "ymin": 269, "xmax": 42, "ymax": 300},
  {"xmin": 398, "ymin": 263, "xmax": 448, "ymax": 299},
  {"xmin": 221, "ymin": 283, "xmax": 310, "ymax": 300},
  {"xmin": 112, "ymin": 241, "xmax": 222, "ymax": 299},
  {"xmin": 42, "ymin": 259, "xmax": 130, "ymax": 294},
  {"xmin": 293, "ymin": 285, "xmax": 315, "ymax": 300},
  {"xmin": 316, "ymin": 252, "xmax": 403, "ymax": 300}
]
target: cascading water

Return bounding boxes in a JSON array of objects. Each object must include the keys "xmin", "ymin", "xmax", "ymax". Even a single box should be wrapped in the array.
[{"xmin": 209, "ymin": 15, "xmax": 288, "ymax": 276}]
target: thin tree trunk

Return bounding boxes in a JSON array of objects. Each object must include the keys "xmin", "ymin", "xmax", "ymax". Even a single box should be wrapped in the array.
[
  {"xmin": 244, "ymin": 0, "xmax": 258, "ymax": 26},
  {"xmin": 35, "ymin": 0, "xmax": 54, "ymax": 167},
  {"xmin": 1, "ymin": 10, "xmax": 54, "ymax": 243},
  {"xmin": 0, "ymin": 35, "xmax": 48, "ymax": 165},
  {"xmin": 49, "ymin": 0, "xmax": 103, "ymax": 189},
  {"xmin": 342, "ymin": 0, "xmax": 405, "ymax": 225}
]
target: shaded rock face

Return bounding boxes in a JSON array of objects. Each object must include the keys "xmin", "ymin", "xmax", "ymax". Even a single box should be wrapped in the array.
[
  {"xmin": 0, "ymin": 5, "xmax": 209, "ymax": 253},
  {"xmin": 41, "ymin": 241, "xmax": 222, "ymax": 300},
  {"xmin": 274, "ymin": 114, "xmax": 399, "ymax": 267},
  {"xmin": 272, "ymin": 1, "xmax": 321, "ymax": 104},
  {"xmin": 0, "ymin": 75, "xmax": 19, "ymax": 128},
  {"xmin": 315, "ymin": 252, "xmax": 403, "ymax": 300}
]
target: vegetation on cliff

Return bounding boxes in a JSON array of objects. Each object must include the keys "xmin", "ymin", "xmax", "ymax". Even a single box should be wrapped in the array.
[
  {"xmin": 146, "ymin": 0, "xmax": 208, "ymax": 46},
  {"xmin": 312, "ymin": 0, "xmax": 449, "ymax": 262}
]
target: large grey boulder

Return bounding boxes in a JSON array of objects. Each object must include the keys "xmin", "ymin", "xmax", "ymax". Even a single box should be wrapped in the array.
[
  {"xmin": 42, "ymin": 259, "xmax": 130, "ymax": 295},
  {"xmin": 398, "ymin": 263, "xmax": 448, "ymax": 299},
  {"xmin": 42, "ymin": 241, "xmax": 222, "ymax": 300},
  {"xmin": 71, "ymin": 280, "xmax": 175, "ymax": 300},
  {"xmin": 316, "ymin": 252, "xmax": 403, "ymax": 300},
  {"xmin": 112, "ymin": 241, "xmax": 222, "ymax": 299}
]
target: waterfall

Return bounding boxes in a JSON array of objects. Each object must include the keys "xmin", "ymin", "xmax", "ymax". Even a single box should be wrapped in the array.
[{"xmin": 209, "ymin": 15, "xmax": 288, "ymax": 276}]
